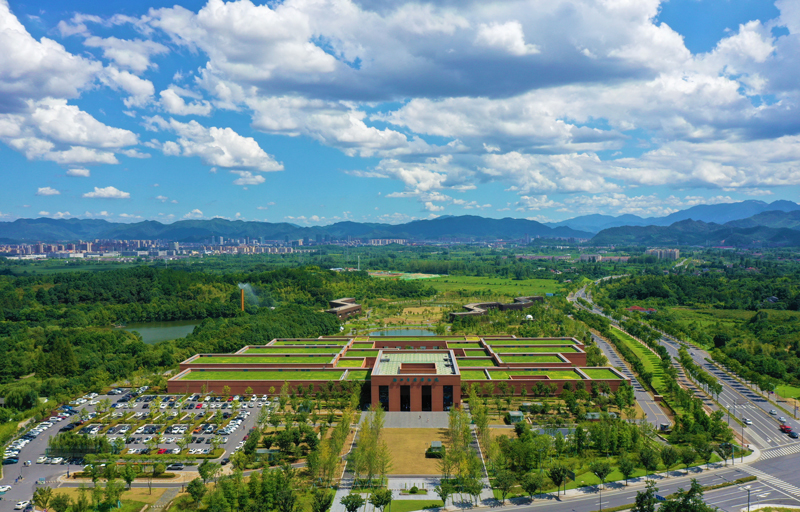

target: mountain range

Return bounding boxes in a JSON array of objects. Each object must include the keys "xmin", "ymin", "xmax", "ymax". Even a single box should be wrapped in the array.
[{"xmin": 2, "ymin": 199, "xmax": 800, "ymax": 247}]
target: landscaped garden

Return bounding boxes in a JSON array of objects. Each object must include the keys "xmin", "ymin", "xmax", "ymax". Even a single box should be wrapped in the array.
[
  {"xmin": 488, "ymin": 369, "xmax": 583, "ymax": 380},
  {"xmin": 490, "ymin": 346, "xmax": 580, "ymax": 352},
  {"xmin": 336, "ymin": 359, "xmax": 365, "ymax": 367},
  {"xmin": 496, "ymin": 355, "xmax": 563, "ymax": 363},
  {"xmin": 194, "ymin": 355, "xmax": 336, "ymax": 364},
  {"xmin": 179, "ymin": 370, "xmax": 345, "ymax": 380},
  {"xmin": 456, "ymin": 359, "xmax": 497, "ymax": 367}
]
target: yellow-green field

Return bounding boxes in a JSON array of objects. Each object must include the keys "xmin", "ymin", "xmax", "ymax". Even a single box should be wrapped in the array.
[
  {"xmin": 427, "ymin": 276, "xmax": 561, "ymax": 297},
  {"xmin": 382, "ymin": 428, "xmax": 448, "ymax": 475}
]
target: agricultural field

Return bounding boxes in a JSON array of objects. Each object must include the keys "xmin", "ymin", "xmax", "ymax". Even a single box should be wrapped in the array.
[
  {"xmin": 195, "ymin": 356, "xmax": 335, "ymax": 364},
  {"xmin": 179, "ymin": 370, "xmax": 345, "ymax": 380},
  {"xmin": 427, "ymin": 276, "xmax": 562, "ymax": 297}
]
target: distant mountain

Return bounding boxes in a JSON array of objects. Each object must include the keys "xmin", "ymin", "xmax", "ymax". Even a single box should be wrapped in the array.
[
  {"xmin": 591, "ymin": 219, "xmax": 800, "ymax": 247},
  {"xmin": 724, "ymin": 210, "xmax": 800, "ymax": 230},
  {"xmin": 0, "ymin": 215, "xmax": 592, "ymax": 243},
  {"xmin": 548, "ymin": 200, "xmax": 800, "ymax": 233}
]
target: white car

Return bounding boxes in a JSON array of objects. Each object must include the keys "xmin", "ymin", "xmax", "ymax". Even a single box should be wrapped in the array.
[
  {"xmin": 51, "ymin": 457, "xmax": 64, "ymax": 464},
  {"xmin": 0, "ymin": 485, "xmax": 11, "ymax": 492},
  {"xmin": 36, "ymin": 456, "xmax": 46, "ymax": 464},
  {"xmin": 743, "ymin": 418, "xmax": 753, "ymax": 425},
  {"xmin": 15, "ymin": 501, "xmax": 30, "ymax": 510}
]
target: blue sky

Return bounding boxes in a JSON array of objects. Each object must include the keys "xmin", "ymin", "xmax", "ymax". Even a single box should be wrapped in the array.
[{"xmin": 1, "ymin": 0, "xmax": 799, "ymax": 226}]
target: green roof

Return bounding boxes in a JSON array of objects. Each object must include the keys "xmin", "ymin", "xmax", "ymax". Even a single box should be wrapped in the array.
[{"xmin": 373, "ymin": 352, "xmax": 456, "ymax": 376}]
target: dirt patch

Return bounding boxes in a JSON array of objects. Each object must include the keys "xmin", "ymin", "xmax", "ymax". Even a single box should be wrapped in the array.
[{"xmin": 383, "ymin": 428, "xmax": 448, "ymax": 475}]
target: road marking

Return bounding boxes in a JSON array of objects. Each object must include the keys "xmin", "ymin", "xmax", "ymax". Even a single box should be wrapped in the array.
[{"xmin": 740, "ymin": 466, "xmax": 800, "ymax": 496}]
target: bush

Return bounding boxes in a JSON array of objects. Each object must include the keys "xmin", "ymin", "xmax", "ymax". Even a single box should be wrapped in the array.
[{"xmin": 409, "ymin": 486, "xmax": 419, "ymax": 495}]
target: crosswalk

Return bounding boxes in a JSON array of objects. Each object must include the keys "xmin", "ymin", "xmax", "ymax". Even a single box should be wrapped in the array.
[
  {"xmin": 760, "ymin": 443, "xmax": 800, "ymax": 460},
  {"xmin": 740, "ymin": 466, "xmax": 800, "ymax": 496}
]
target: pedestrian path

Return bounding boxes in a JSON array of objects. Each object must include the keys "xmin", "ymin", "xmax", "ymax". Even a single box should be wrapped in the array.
[
  {"xmin": 151, "ymin": 488, "xmax": 180, "ymax": 509},
  {"xmin": 759, "ymin": 442, "xmax": 800, "ymax": 460},
  {"xmin": 739, "ymin": 466, "xmax": 800, "ymax": 496}
]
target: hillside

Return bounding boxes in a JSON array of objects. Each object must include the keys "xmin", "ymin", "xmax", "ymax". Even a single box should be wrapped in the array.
[{"xmin": 591, "ymin": 219, "xmax": 800, "ymax": 246}]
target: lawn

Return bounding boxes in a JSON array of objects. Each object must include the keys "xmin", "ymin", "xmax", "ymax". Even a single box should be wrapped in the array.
[
  {"xmin": 268, "ymin": 340, "xmax": 349, "ymax": 346},
  {"xmin": 464, "ymin": 349, "xmax": 488, "ymax": 356},
  {"xmin": 581, "ymin": 368, "xmax": 623, "ymax": 380},
  {"xmin": 497, "ymin": 355, "xmax": 563, "ymax": 363},
  {"xmin": 456, "ymin": 359, "xmax": 497, "ymax": 367},
  {"xmin": 351, "ymin": 343, "xmax": 374, "ymax": 348},
  {"xmin": 460, "ymin": 370, "xmax": 488, "ymax": 380},
  {"xmin": 235, "ymin": 347, "xmax": 340, "ymax": 354},
  {"xmin": 446, "ymin": 343, "xmax": 483, "ymax": 349},
  {"xmin": 345, "ymin": 350, "xmax": 380, "ymax": 357},
  {"xmin": 336, "ymin": 359, "xmax": 365, "ymax": 368},
  {"xmin": 427, "ymin": 276, "xmax": 561, "ymax": 297},
  {"xmin": 194, "ymin": 355, "xmax": 335, "ymax": 364},
  {"xmin": 609, "ymin": 328, "xmax": 665, "ymax": 390},
  {"xmin": 388, "ymin": 500, "xmax": 444, "ymax": 512},
  {"xmin": 346, "ymin": 370, "xmax": 371, "ymax": 380},
  {"xmin": 490, "ymin": 346, "xmax": 580, "ymax": 353},
  {"xmin": 489, "ymin": 370, "xmax": 582, "ymax": 380},
  {"xmin": 180, "ymin": 370, "xmax": 344, "ymax": 380},
  {"xmin": 485, "ymin": 338, "xmax": 577, "ymax": 345},
  {"xmin": 382, "ymin": 428, "xmax": 447, "ymax": 475},
  {"xmin": 49, "ymin": 487, "xmax": 165, "ymax": 505}
]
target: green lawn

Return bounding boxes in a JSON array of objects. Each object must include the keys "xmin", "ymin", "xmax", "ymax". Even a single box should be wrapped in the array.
[
  {"xmin": 776, "ymin": 384, "xmax": 800, "ymax": 400},
  {"xmin": 336, "ymin": 359, "xmax": 365, "ymax": 368},
  {"xmin": 180, "ymin": 370, "xmax": 344, "ymax": 381},
  {"xmin": 447, "ymin": 343, "xmax": 483, "ymax": 349},
  {"xmin": 345, "ymin": 350, "xmax": 379, "ymax": 357},
  {"xmin": 489, "ymin": 370, "xmax": 582, "ymax": 380},
  {"xmin": 581, "ymin": 368, "xmax": 622, "ymax": 380},
  {"xmin": 461, "ymin": 370, "xmax": 488, "ymax": 380},
  {"xmin": 456, "ymin": 359, "xmax": 497, "ymax": 367},
  {"xmin": 490, "ymin": 346, "xmax": 580, "ymax": 353},
  {"xmin": 351, "ymin": 343, "xmax": 374, "ymax": 348},
  {"xmin": 195, "ymin": 355, "xmax": 334, "ymax": 364},
  {"xmin": 233, "ymin": 347, "xmax": 339, "ymax": 354},
  {"xmin": 464, "ymin": 349, "xmax": 488, "ymax": 356},
  {"xmin": 609, "ymin": 328, "xmax": 665, "ymax": 390},
  {"xmin": 268, "ymin": 340, "xmax": 349, "ymax": 346},
  {"xmin": 346, "ymin": 370, "xmax": 372, "ymax": 380},
  {"xmin": 485, "ymin": 338, "xmax": 577, "ymax": 345},
  {"xmin": 497, "ymin": 355, "xmax": 563, "ymax": 363},
  {"xmin": 427, "ymin": 276, "xmax": 561, "ymax": 297},
  {"xmin": 387, "ymin": 500, "xmax": 443, "ymax": 512}
]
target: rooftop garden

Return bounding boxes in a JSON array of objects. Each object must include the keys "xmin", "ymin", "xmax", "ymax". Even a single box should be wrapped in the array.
[
  {"xmin": 194, "ymin": 355, "xmax": 335, "ymax": 364},
  {"xmin": 447, "ymin": 343, "xmax": 483, "ymax": 349},
  {"xmin": 456, "ymin": 359, "xmax": 497, "ymax": 367},
  {"xmin": 464, "ymin": 349, "xmax": 488, "ymax": 356},
  {"xmin": 179, "ymin": 370, "xmax": 345, "ymax": 381},
  {"xmin": 270, "ymin": 340, "xmax": 349, "ymax": 345},
  {"xmin": 237, "ymin": 347, "xmax": 340, "ymax": 354},
  {"xmin": 496, "ymin": 355, "xmax": 564, "ymax": 363},
  {"xmin": 344, "ymin": 350, "xmax": 379, "ymax": 357},
  {"xmin": 489, "ymin": 369, "xmax": 583, "ymax": 380},
  {"xmin": 351, "ymin": 343, "xmax": 374, "ymax": 348},
  {"xmin": 336, "ymin": 359, "xmax": 365, "ymax": 368},
  {"xmin": 581, "ymin": 368, "xmax": 623, "ymax": 380},
  {"xmin": 345, "ymin": 370, "xmax": 371, "ymax": 380},
  {"xmin": 460, "ymin": 370, "xmax": 489, "ymax": 380},
  {"xmin": 484, "ymin": 338, "xmax": 577, "ymax": 345},
  {"xmin": 490, "ymin": 346, "xmax": 580, "ymax": 353}
]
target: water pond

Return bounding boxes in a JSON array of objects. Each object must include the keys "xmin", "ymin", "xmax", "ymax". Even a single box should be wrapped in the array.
[{"xmin": 122, "ymin": 320, "xmax": 199, "ymax": 344}]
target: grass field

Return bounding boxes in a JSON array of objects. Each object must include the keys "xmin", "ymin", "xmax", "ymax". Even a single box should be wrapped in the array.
[
  {"xmin": 581, "ymin": 368, "xmax": 623, "ymax": 380},
  {"xmin": 609, "ymin": 328, "xmax": 665, "ymax": 390},
  {"xmin": 383, "ymin": 428, "xmax": 447, "ymax": 474},
  {"xmin": 387, "ymin": 500, "xmax": 444, "ymax": 512},
  {"xmin": 195, "ymin": 355, "xmax": 335, "ymax": 364},
  {"xmin": 489, "ymin": 370, "xmax": 582, "ymax": 380},
  {"xmin": 346, "ymin": 370, "xmax": 371, "ymax": 380},
  {"xmin": 461, "ymin": 370, "xmax": 489, "ymax": 380},
  {"xmin": 180, "ymin": 370, "xmax": 344, "ymax": 380},
  {"xmin": 447, "ymin": 343, "xmax": 483, "ymax": 349},
  {"xmin": 351, "ymin": 343, "xmax": 374, "ymax": 348},
  {"xmin": 497, "ymin": 355, "xmax": 563, "ymax": 363},
  {"xmin": 345, "ymin": 350, "xmax": 379, "ymax": 357},
  {"xmin": 464, "ymin": 349, "xmax": 488, "ymax": 356},
  {"xmin": 456, "ymin": 359, "xmax": 497, "ymax": 367},
  {"xmin": 236, "ymin": 347, "xmax": 340, "ymax": 354},
  {"xmin": 427, "ymin": 276, "xmax": 562, "ymax": 296},
  {"xmin": 268, "ymin": 340, "xmax": 349, "ymax": 346},
  {"xmin": 491, "ymin": 346, "xmax": 580, "ymax": 353},
  {"xmin": 485, "ymin": 338, "xmax": 577, "ymax": 345},
  {"xmin": 49, "ymin": 487, "xmax": 165, "ymax": 504},
  {"xmin": 336, "ymin": 359, "xmax": 365, "ymax": 368}
]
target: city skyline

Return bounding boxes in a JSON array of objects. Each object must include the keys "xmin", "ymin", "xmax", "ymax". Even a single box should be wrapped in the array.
[{"xmin": 2, "ymin": 0, "xmax": 799, "ymax": 225}]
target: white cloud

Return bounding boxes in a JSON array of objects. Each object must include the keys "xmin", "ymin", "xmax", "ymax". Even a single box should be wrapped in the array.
[
  {"xmin": 27, "ymin": 98, "xmax": 137, "ymax": 148},
  {"xmin": 83, "ymin": 36, "xmax": 169, "ymax": 73},
  {"xmin": 159, "ymin": 88, "xmax": 212, "ymax": 116},
  {"xmin": 66, "ymin": 168, "xmax": 91, "ymax": 177},
  {"xmin": 231, "ymin": 170, "xmax": 265, "ymax": 186},
  {"xmin": 118, "ymin": 213, "xmax": 142, "ymax": 219},
  {"xmin": 474, "ymin": 21, "xmax": 540, "ymax": 56},
  {"xmin": 82, "ymin": 186, "xmax": 131, "ymax": 199},
  {"xmin": 36, "ymin": 186, "xmax": 60, "ymax": 196},
  {"xmin": 155, "ymin": 195, "xmax": 169, "ymax": 202},
  {"xmin": 100, "ymin": 67, "xmax": 155, "ymax": 108},
  {"xmin": 119, "ymin": 148, "xmax": 150, "ymax": 158},
  {"xmin": 146, "ymin": 116, "xmax": 283, "ymax": 171},
  {"xmin": 52, "ymin": 211, "xmax": 71, "ymax": 219},
  {"xmin": 424, "ymin": 202, "xmax": 444, "ymax": 212},
  {"xmin": 38, "ymin": 211, "xmax": 49, "ymax": 215},
  {"xmin": 182, "ymin": 208, "xmax": 204, "ymax": 219}
]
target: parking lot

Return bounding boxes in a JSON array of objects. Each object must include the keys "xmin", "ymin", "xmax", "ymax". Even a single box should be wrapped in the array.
[{"xmin": 0, "ymin": 388, "xmax": 272, "ymax": 508}]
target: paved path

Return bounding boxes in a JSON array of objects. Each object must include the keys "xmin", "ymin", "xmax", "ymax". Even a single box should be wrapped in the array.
[{"xmin": 151, "ymin": 487, "xmax": 180, "ymax": 509}]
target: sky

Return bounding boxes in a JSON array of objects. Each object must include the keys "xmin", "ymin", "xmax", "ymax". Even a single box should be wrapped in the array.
[{"xmin": 1, "ymin": 0, "xmax": 799, "ymax": 226}]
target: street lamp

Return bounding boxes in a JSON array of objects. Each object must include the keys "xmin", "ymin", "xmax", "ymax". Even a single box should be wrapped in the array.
[{"xmin": 740, "ymin": 485, "xmax": 751, "ymax": 512}]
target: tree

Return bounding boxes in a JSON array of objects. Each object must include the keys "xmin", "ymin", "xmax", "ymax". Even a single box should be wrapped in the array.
[
  {"xmin": 187, "ymin": 478, "xmax": 207, "ymax": 507},
  {"xmin": 639, "ymin": 447, "xmax": 661, "ymax": 479},
  {"xmin": 494, "ymin": 468, "xmax": 516, "ymax": 504},
  {"xmin": 631, "ymin": 480, "xmax": 658, "ymax": 512},
  {"xmin": 223, "ymin": 385, "xmax": 231, "ymax": 397},
  {"xmin": 520, "ymin": 471, "xmax": 548, "ymax": 501},
  {"xmin": 50, "ymin": 493, "xmax": 71, "ymax": 512},
  {"xmin": 680, "ymin": 447, "xmax": 696, "ymax": 475},
  {"xmin": 341, "ymin": 493, "xmax": 365, "ymax": 512},
  {"xmin": 434, "ymin": 480, "xmax": 454, "ymax": 508},
  {"xmin": 199, "ymin": 459, "xmax": 220, "ymax": 484},
  {"xmin": 33, "ymin": 486, "xmax": 53, "ymax": 510},
  {"xmin": 369, "ymin": 488, "xmax": 393, "ymax": 512},
  {"xmin": 618, "ymin": 454, "xmax": 636, "ymax": 486},
  {"xmin": 311, "ymin": 488, "xmax": 335, "ymax": 512},
  {"xmin": 122, "ymin": 463, "xmax": 138, "ymax": 490},
  {"xmin": 72, "ymin": 488, "xmax": 91, "ymax": 512},
  {"xmin": 660, "ymin": 479, "xmax": 716, "ymax": 512},
  {"xmin": 465, "ymin": 477, "xmax": 484, "ymax": 506},
  {"xmin": 548, "ymin": 463, "xmax": 569, "ymax": 497},
  {"xmin": 660, "ymin": 446, "xmax": 679, "ymax": 476},
  {"xmin": 245, "ymin": 386, "xmax": 254, "ymax": 396},
  {"xmin": 590, "ymin": 460, "xmax": 613, "ymax": 510},
  {"xmin": 695, "ymin": 440, "xmax": 714, "ymax": 470}
]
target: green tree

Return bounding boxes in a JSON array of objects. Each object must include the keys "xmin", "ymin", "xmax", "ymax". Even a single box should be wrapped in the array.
[
  {"xmin": 660, "ymin": 479, "xmax": 716, "ymax": 512},
  {"xmin": 122, "ymin": 463, "xmax": 138, "ymax": 490},
  {"xmin": 680, "ymin": 447, "xmax": 696, "ymax": 475},
  {"xmin": 631, "ymin": 480, "xmax": 658, "ymax": 512},
  {"xmin": 618, "ymin": 453, "xmax": 636, "ymax": 486},
  {"xmin": 311, "ymin": 488, "xmax": 335, "ymax": 512},
  {"xmin": 340, "ymin": 494, "xmax": 365, "ymax": 512},
  {"xmin": 369, "ymin": 488, "xmax": 393, "ymax": 512},
  {"xmin": 33, "ymin": 486, "xmax": 53, "ymax": 510},
  {"xmin": 660, "ymin": 446, "xmax": 679, "ymax": 476},
  {"xmin": 548, "ymin": 463, "xmax": 569, "ymax": 497},
  {"xmin": 187, "ymin": 478, "xmax": 207, "ymax": 507},
  {"xmin": 50, "ymin": 493, "xmax": 71, "ymax": 512},
  {"xmin": 199, "ymin": 459, "xmax": 220, "ymax": 484},
  {"xmin": 590, "ymin": 460, "xmax": 613, "ymax": 510},
  {"xmin": 494, "ymin": 468, "xmax": 516, "ymax": 504},
  {"xmin": 639, "ymin": 447, "xmax": 661, "ymax": 479},
  {"xmin": 434, "ymin": 480, "xmax": 454, "ymax": 508},
  {"xmin": 520, "ymin": 471, "xmax": 548, "ymax": 501}
]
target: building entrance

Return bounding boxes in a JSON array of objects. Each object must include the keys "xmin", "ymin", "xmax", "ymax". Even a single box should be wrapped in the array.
[
  {"xmin": 421, "ymin": 386, "xmax": 432, "ymax": 411},
  {"xmin": 400, "ymin": 385, "xmax": 411, "ymax": 411}
]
